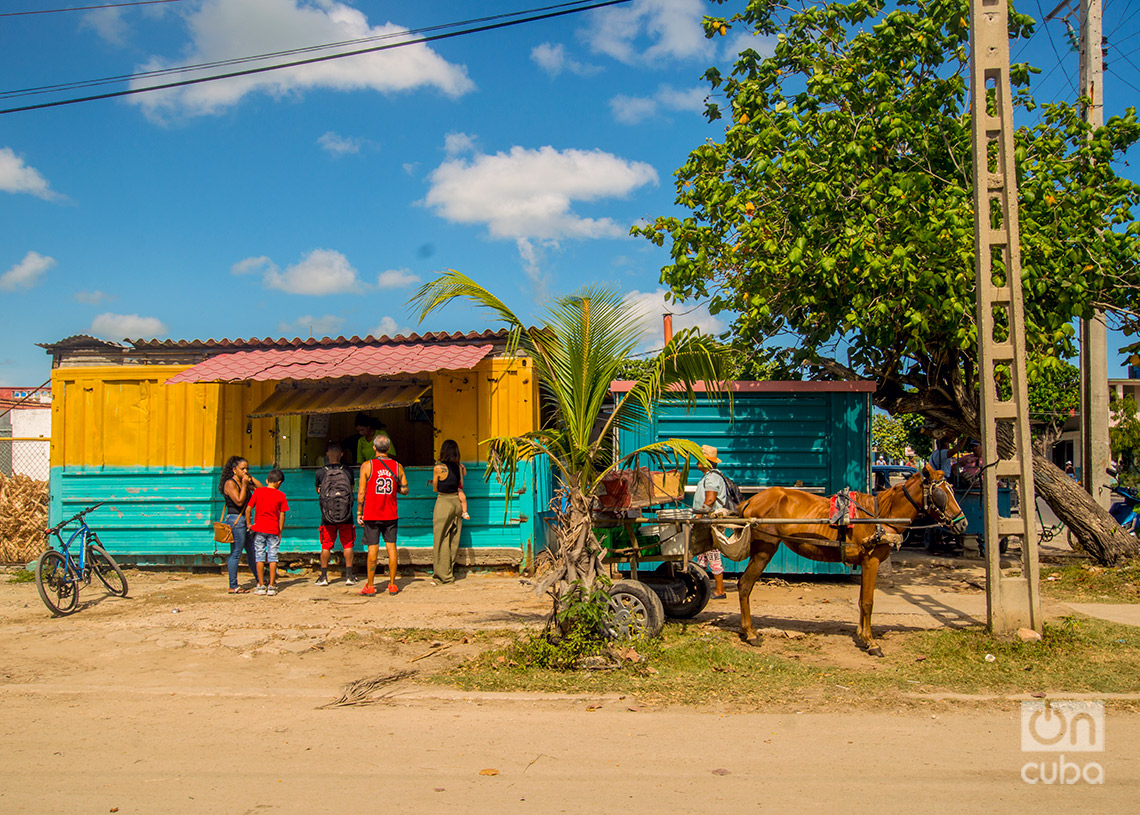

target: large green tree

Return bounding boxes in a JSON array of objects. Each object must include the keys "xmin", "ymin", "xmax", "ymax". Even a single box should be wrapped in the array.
[
  {"xmin": 636, "ymin": 0, "xmax": 1140, "ymax": 563},
  {"xmin": 411, "ymin": 272, "xmax": 732, "ymax": 623}
]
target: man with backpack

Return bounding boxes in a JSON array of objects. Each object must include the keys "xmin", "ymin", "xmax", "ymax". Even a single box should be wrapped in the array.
[
  {"xmin": 692, "ymin": 444, "xmax": 741, "ymax": 600},
  {"xmin": 315, "ymin": 442, "xmax": 356, "ymax": 586}
]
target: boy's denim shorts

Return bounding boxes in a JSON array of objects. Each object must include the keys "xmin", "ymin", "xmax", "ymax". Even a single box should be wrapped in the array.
[{"xmin": 252, "ymin": 532, "xmax": 281, "ymax": 563}]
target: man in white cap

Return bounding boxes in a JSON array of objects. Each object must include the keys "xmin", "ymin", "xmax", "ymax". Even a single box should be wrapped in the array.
[{"xmin": 692, "ymin": 444, "xmax": 729, "ymax": 599}]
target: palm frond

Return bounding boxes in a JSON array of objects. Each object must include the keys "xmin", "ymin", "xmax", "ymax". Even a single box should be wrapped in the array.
[{"xmin": 596, "ymin": 327, "xmax": 733, "ymax": 454}]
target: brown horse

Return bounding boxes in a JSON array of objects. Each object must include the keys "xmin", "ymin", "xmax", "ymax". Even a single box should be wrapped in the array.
[{"xmin": 736, "ymin": 463, "xmax": 966, "ymax": 656}]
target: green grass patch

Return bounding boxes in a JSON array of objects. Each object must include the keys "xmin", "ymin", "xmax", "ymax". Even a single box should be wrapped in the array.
[
  {"xmin": 7, "ymin": 569, "xmax": 34, "ymax": 584},
  {"xmin": 1040, "ymin": 562, "xmax": 1140, "ymax": 603},
  {"xmin": 431, "ymin": 615, "xmax": 1140, "ymax": 709}
]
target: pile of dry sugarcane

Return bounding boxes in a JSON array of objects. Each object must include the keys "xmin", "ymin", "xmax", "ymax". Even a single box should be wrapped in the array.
[{"xmin": 0, "ymin": 472, "xmax": 48, "ymax": 564}]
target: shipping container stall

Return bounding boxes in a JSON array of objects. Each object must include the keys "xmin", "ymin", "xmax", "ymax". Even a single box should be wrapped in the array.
[
  {"xmin": 42, "ymin": 333, "xmax": 548, "ymax": 569},
  {"xmin": 612, "ymin": 381, "xmax": 875, "ymax": 575}
]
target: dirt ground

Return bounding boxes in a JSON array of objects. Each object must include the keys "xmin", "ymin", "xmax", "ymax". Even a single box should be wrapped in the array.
[{"xmin": 1, "ymin": 562, "xmax": 1137, "ymax": 813}]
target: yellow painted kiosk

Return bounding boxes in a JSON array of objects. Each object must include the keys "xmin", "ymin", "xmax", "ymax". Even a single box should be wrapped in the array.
[{"xmin": 41, "ymin": 332, "xmax": 547, "ymax": 567}]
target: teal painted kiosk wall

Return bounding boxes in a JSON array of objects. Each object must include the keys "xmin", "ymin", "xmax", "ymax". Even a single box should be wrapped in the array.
[
  {"xmin": 614, "ymin": 382, "xmax": 874, "ymax": 575},
  {"xmin": 50, "ymin": 462, "xmax": 547, "ymax": 568}
]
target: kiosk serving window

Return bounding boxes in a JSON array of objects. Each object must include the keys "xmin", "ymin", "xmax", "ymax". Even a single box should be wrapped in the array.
[{"xmin": 249, "ymin": 379, "xmax": 436, "ymax": 468}]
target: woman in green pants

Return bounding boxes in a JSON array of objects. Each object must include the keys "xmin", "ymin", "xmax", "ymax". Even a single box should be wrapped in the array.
[{"xmin": 430, "ymin": 440, "xmax": 468, "ymax": 584}]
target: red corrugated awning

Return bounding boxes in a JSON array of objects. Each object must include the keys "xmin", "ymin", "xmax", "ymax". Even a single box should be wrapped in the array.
[{"xmin": 164, "ymin": 343, "xmax": 494, "ymax": 384}]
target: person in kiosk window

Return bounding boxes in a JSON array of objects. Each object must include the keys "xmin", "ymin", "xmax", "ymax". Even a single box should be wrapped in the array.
[
  {"xmin": 692, "ymin": 444, "xmax": 729, "ymax": 601},
  {"xmin": 357, "ymin": 434, "xmax": 408, "ymax": 596}
]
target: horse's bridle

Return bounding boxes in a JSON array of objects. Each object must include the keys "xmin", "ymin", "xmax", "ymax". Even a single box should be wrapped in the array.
[{"xmin": 900, "ymin": 473, "xmax": 966, "ymax": 528}]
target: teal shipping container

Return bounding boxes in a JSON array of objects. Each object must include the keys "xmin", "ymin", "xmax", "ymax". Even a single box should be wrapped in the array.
[{"xmin": 612, "ymin": 381, "xmax": 875, "ymax": 575}]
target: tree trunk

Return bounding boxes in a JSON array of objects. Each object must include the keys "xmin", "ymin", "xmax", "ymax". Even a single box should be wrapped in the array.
[
  {"xmin": 1033, "ymin": 453, "xmax": 1140, "ymax": 566},
  {"xmin": 533, "ymin": 486, "xmax": 605, "ymax": 623}
]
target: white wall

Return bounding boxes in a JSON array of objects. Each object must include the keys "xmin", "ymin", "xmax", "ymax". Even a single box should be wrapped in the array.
[{"xmin": 9, "ymin": 407, "xmax": 50, "ymax": 480}]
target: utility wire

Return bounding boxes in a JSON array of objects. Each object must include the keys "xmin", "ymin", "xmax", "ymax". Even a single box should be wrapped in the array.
[
  {"xmin": 1108, "ymin": 66, "xmax": 1140, "ymax": 95},
  {"xmin": 1109, "ymin": 0, "xmax": 1140, "ymax": 37},
  {"xmin": 0, "ymin": 0, "xmax": 183, "ymax": 17},
  {"xmin": 0, "ymin": 0, "xmax": 628, "ymax": 115},
  {"xmin": 1037, "ymin": 0, "xmax": 1079, "ymax": 98},
  {"xmin": 1, "ymin": 1, "xmax": 604, "ymax": 101}
]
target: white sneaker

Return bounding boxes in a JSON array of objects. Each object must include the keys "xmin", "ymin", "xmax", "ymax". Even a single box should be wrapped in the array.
[
  {"xmin": 315, "ymin": 576, "xmax": 329, "ymax": 586},
  {"xmin": 345, "ymin": 576, "xmax": 357, "ymax": 586},
  {"xmin": 254, "ymin": 585, "xmax": 267, "ymax": 595},
  {"xmin": 267, "ymin": 586, "xmax": 277, "ymax": 596}
]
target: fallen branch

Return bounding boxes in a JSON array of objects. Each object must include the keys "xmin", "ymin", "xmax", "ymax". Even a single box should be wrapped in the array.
[{"xmin": 318, "ymin": 669, "xmax": 416, "ymax": 709}]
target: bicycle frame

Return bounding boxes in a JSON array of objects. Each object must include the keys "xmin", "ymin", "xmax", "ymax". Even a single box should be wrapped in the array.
[{"xmin": 51, "ymin": 521, "xmax": 92, "ymax": 580}]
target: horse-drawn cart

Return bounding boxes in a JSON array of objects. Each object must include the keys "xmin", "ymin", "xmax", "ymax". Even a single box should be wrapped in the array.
[{"xmin": 591, "ymin": 468, "xmax": 713, "ymax": 638}]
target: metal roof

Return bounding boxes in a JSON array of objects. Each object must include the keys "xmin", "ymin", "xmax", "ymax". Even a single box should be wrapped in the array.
[
  {"xmin": 40, "ymin": 330, "xmax": 508, "ymax": 353},
  {"xmin": 164, "ymin": 342, "xmax": 495, "ymax": 384}
]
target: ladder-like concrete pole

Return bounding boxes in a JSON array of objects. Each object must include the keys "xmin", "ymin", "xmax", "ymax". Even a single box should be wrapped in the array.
[{"xmin": 969, "ymin": 0, "xmax": 1042, "ymax": 634}]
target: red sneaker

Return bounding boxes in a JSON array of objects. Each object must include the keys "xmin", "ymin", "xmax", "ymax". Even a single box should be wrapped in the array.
[
  {"xmin": 359, "ymin": 585, "xmax": 377, "ymax": 596},
  {"xmin": 387, "ymin": 582, "xmax": 399, "ymax": 595}
]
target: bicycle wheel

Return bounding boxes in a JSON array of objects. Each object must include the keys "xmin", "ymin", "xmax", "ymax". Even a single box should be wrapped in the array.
[
  {"xmin": 35, "ymin": 551, "xmax": 80, "ymax": 616},
  {"xmin": 89, "ymin": 544, "xmax": 128, "ymax": 597}
]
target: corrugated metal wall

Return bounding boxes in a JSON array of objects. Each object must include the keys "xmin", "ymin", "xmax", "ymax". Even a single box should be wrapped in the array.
[
  {"xmin": 49, "ymin": 462, "xmax": 543, "ymax": 566},
  {"xmin": 617, "ymin": 389, "xmax": 870, "ymax": 575}
]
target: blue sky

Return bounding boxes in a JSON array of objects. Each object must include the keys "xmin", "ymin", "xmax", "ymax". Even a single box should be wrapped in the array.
[{"xmin": 1, "ymin": 0, "xmax": 1138, "ymax": 387}]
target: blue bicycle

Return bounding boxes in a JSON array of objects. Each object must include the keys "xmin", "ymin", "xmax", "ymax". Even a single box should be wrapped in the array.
[{"xmin": 34, "ymin": 502, "xmax": 128, "ymax": 615}]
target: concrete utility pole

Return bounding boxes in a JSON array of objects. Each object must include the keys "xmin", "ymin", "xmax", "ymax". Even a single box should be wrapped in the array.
[
  {"xmin": 1079, "ymin": 0, "xmax": 1111, "ymax": 508},
  {"xmin": 969, "ymin": 0, "xmax": 1042, "ymax": 633},
  {"xmin": 1048, "ymin": 0, "xmax": 1110, "ymax": 507}
]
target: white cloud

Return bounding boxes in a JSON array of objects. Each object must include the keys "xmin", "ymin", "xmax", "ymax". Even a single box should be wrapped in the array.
[
  {"xmin": 611, "ymin": 84, "xmax": 706, "ymax": 124},
  {"xmin": 91, "ymin": 312, "xmax": 169, "ymax": 338},
  {"xmin": 623, "ymin": 288, "xmax": 727, "ymax": 353},
  {"xmin": 0, "ymin": 148, "xmax": 62, "ymax": 201},
  {"xmin": 377, "ymin": 268, "xmax": 420, "ymax": 288},
  {"xmin": 268, "ymin": 249, "xmax": 362, "ymax": 295},
  {"xmin": 231, "ymin": 255, "xmax": 275, "ymax": 275},
  {"xmin": 371, "ymin": 316, "xmax": 402, "ymax": 337},
  {"xmin": 80, "ymin": 8, "xmax": 129, "ymax": 46},
  {"xmin": 130, "ymin": 0, "xmax": 475, "ymax": 121},
  {"xmin": 530, "ymin": 42, "xmax": 600, "ymax": 77},
  {"xmin": 581, "ymin": 0, "xmax": 711, "ymax": 65},
  {"xmin": 722, "ymin": 30, "xmax": 777, "ymax": 62},
  {"xmin": 424, "ymin": 144, "xmax": 658, "ymax": 241},
  {"xmin": 74, "ymin": 290, "xmax": 113, "ymax": 305},
  {"xmin": 277, "ymin": 314, "xmax": 346, "ymax": 337},
  {"xmin": 317, "ymin": 131, "xmax": 366, "ymax": 155},
  {"xmin": 0, "ymin": 252, "xmax": 56, "ymax": 291},
  {"xmin": 443, "ymin": 132, "xmax": 477, "ymax": 156}
]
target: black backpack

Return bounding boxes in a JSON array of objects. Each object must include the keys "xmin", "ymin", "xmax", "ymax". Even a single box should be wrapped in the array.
[
  {"xmin": 710, "ymin": 468, "xmax": 743, "ymax": 513},
  {"xmin": 319, "ymin": 466, "xmax": 353, "ymax": 524}
]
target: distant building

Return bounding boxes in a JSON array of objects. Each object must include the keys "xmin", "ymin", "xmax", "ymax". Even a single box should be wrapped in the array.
[{"xmin": 0, "ymin": 385, "xmax": 51, "ymax": 481}]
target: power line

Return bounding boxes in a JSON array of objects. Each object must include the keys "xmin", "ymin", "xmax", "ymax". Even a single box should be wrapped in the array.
[
  {"xmin": 1108, "ymin": 66, "xmax": 1140, "ymax": 94},
  {"xmin": 1108, "ymin": 0, "xmax": 1140, "ymax": 37},
  {"xmin": 0, "ymin": 0, "xmax": 629, "ymax": 116},
  {"xmin": 1, "ymin": 1, "xmax": 601, "ymax": 101},
  {"xmin": 1038, "ymin": 0, "xmax": 1079, "ymax": 98},
  {"xmin": 0, "ymin": 0, "xmax": 184, "ymax": 17}
]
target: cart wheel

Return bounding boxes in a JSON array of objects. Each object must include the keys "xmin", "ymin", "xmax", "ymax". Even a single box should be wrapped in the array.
[
  {"xmin": 656, "ymin": 562, "xmax": 712, "ymax": 619},
  {"xmin": 604, "ymin": 580, "xmax": 665, "ymax": 640}
]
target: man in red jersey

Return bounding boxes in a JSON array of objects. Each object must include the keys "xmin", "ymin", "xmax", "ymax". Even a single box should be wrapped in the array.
[{"xmin": 356, "ymin": 434, "xmax": 408, "ymax": 595}]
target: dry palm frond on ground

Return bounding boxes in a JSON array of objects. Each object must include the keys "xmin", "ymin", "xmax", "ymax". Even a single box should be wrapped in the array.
[
  {"xmin": 318, "ymin": 669, "xmax": 417, "ymax": 708},
  {"xmin": 0, "ymin": 473, "xmax": 48, "ymax": 564}
]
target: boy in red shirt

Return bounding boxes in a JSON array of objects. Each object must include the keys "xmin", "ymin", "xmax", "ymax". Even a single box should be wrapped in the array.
[
  {"xmin": 356, "ymin": 435, "xmax": 407, "ymax": 596},
  {"xmin": 245, "ymin": 469, "xmax": 289, "ymax": 595}
]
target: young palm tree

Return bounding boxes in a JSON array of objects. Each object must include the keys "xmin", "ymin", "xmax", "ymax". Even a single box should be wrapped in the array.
[{"xmin": 412, "ymin": 271, "xmax": 732, "ymax": 621}]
